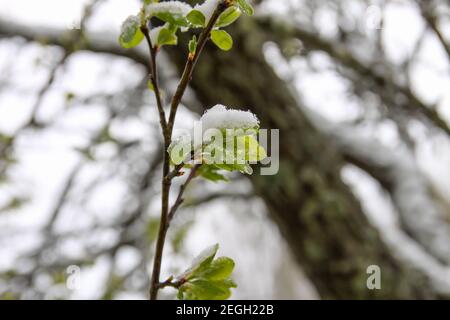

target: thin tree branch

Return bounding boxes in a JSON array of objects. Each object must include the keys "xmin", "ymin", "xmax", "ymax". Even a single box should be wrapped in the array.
[
  {"xmin": 167, "ymin": 164, "xmax": 201, "ymax": 223},
  {"xmin": 141, "ymin": 25, "xmax": 168, "ymax": 135},
  {"xmin": 148, "ymin": 1, "xmax": 229, "ymax": 300}
]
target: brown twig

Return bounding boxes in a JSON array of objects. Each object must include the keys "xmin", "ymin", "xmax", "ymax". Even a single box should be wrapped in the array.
[
  {"xmin": 141, "ymin": 25, "xmax": 168, "ymax": 137},
  {"xmin": 167, "ymin": 164, "xmax": 201, "ymax": 223},
  {"xmin": 157, "ymin": 276, "xmax": 186, "ymax": 289}
]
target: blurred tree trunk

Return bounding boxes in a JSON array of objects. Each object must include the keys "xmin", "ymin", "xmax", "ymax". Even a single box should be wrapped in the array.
[{"xmin": 168, "ymin": 19, "xmax": 436, "ymax": 299}]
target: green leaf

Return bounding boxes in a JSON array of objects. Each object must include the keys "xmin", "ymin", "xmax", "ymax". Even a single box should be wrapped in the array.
[
  {"xmin": 183, "ymin": 279, "xmax": 232, "ymax": 300},
  {"xmin": 236, "ymin": 0, "xmax": 254, "ymax": 16},
  {"xmin": 178, "ymin": 275, "xmax": 237, "ymax": 300},
  {"xmin": 189, "ymin": 35, "xmax": 197, "ymax": 54},
  {"xmin": 157, "ymin": 28, "xmax": 178, "ymax": 46},
  {"xmin": 215, "ymin": 163, "xmax": 251, "ymax": 175},
  {"xmin": 155, "ymin": 12, "xmax": 189, "ymax": 27},
  {"xmin": 167, "ymin": 23, "xmax": 178, "ymax": 33},
  {"xmin": 222, "ymin": 278, "xmax": 238, "ymax": 288},
  {"xmin": 196, "ymin": 257, "xmax": 235, "ymax": 281},
  {"xmin": 179, "ymin": 244, "xmax": 219, "ymax": 279},
  {"xmin": 187, "ymin": 10, "xmax": 206, "ymax": 27},
  {"xmin": 119, "ymin": 15, "xmax": 144, "ymax": 49},
  {"xmin": 211, "ymin": 30, "xmax": 233, "ymax": 51},
  {"xmin": 243, "ymin": 135, "xmax": 267, "ymax": 162},
  {"xmin": 215, "ymin": 6, "xmax": 241, "ymax": 28},
  {"xmin": 177, "ymin": 288, "xmax": 185, "ymax": 300},
  {"xmin": 198, "ymin": 165, "xmax": 228, "ymax": 182}
]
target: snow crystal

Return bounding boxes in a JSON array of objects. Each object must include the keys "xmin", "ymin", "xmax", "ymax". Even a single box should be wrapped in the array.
[
  {"xmin": 146, "ymin": 1, "xmax": 192, "ymax": 17},
  {"xmin": 194, "ymin": 0, "xmax": 221, "ymax": 23},
  {"xmin": 200, "ymin": 105, "xmax": 259, "ymax": 131}
]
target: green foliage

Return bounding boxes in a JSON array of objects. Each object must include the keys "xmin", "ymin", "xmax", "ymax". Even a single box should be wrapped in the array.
[
  {"xmin": 168, "ymin": 129, "xmax": 267, "ymax": 178},
  {"xmin": 215, "ymin": 6, "xmax": 241, "ymax": 28},
  {"xmin": 120, "ymin": 0, "xmax": 249, "ymax": 50},
  {"xmin": 242, "ymin": 134, "xmax": 267, "ymax": 162},
  {"xmin": 177, "ymin": 244, "xmax": 236, "ymax": 300},
  {"xmin": 154, "ymin": 12, "xmax": 189, "ymax": 28},
  {"xmin": 204, "ymin": 132, "xmax": 267, "ymax": 174},
  {"xmin": 181, "ymin": 243, "xmax": 219, "ymax": 278},
  {"xmin": 178, "ymin": 278, "xmax": 236, "ymax": 300},
  {"xmin": 157, "ymin": 27, "xmax": 178, "ymax": 46},
  {"xmin": 215, "ymin": 162, "xmax": 253, "ymax": 175},
  {"xmin": 119, "ymin": 15, "xmax": 144, "ymax": 49},
  {"xmin": 198, "ymin": 165, "xmax": 228, "ymax": 182},
  {"xmin": 196, "ymin": 257, "xmax": 235, "ymax": 281},
  {"xmin": 189, "ymin": 35, "xmax": 198, "ymax": 54},
  {"xmin": 187, "ymin": 10, "xmax": 206, "ymax": 27},
  {"xmin": 236, "ymin": 0, "xmax": 254, "ymax": 16},
  {"xmin": 211, "ymin": 30, "xmax": 233, "ymax": 51}
]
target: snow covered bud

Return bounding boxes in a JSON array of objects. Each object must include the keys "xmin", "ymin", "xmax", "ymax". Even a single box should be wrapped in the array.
[
  {"xmin": 168, "ymin": 104, "xmax": 272, "ymax": 178},
  {"xmin": 200, "ymin": 104, "xmax": 259, "ymax": 132}
]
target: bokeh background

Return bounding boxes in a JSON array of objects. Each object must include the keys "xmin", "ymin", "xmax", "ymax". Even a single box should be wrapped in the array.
[{"xmin": 1, "ymin": 0, "xmax": 450, "ymax": 299}]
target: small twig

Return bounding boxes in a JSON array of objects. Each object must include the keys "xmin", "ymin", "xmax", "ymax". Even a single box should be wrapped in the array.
[
  {"xmin": 168, "ymin": 164, "xmax": 201, "ymax": 223},
  {"xmin": 157, "ymin": 276, "xmax": 186, "ymax": 289},
  {"xmin": 141, "ymin": 25, "xmax": 168, "ymax": 136},
  {"xmin": 165, "ymin": 163, "xmax": 185, "ymax": 181}
]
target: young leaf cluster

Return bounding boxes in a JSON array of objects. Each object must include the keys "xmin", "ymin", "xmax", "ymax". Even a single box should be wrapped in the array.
[
  {"xmin": 176, "ymin": 244, "xmax": 236, "ymax": 300},
  {"xmin": 119, "ymin": 0, "xmax": 254, "ymax": 51}
]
